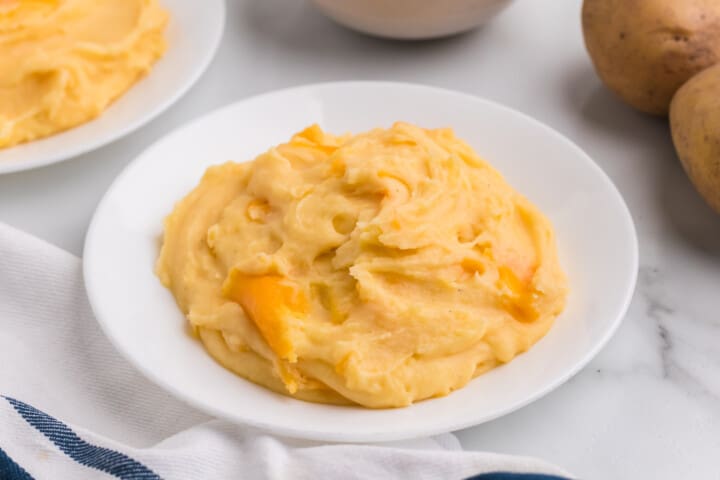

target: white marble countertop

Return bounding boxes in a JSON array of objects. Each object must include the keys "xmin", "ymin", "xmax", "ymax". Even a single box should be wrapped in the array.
[{"xmin": 2, "ymin": 1, "xmax": 719, "ymax": 478}]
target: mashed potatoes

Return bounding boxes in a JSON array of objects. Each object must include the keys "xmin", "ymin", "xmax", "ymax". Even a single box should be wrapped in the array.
[
  {"xmin": 157, "ymin": 123, "xmax": 568, "ymax": 408},
  {"xmin": 0, "ymin": 0, "xmax": 168, "ymax": 149}
]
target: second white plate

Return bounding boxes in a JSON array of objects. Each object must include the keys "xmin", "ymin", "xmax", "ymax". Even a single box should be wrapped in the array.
[
  {"xmin": 0, "ymin": 0, "xmax": 225, "ymax": 175},
  {"xmin": 84, "ymin": 82, "xmax": 638, "ymax": 442}
]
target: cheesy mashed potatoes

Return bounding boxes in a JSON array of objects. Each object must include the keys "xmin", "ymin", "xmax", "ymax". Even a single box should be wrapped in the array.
[
  {"xmin": 157, "ymin": 123, "xmax": 568, "ymax": 408},
  {"xmin": 0, "ymin": 0, "xmax": 168, "ymax": 149}
]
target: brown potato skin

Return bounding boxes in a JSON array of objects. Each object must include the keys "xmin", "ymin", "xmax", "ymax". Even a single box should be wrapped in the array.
[
  {"xmin": 670, "ymin": 63, "xmax": 720, "ymax": 214},
  {"xmin": 582, "ymin": 0, "xmax": 720, "ymax": 116}
]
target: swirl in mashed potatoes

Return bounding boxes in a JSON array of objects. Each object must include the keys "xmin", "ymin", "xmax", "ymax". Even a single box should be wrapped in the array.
[
  {"xmin": 0, "ymin": 0, "xmax": 168, "ymax": 149},
  {"xmin": 157, "ymin": 122, "xmax": 568, "ymax": 408}
]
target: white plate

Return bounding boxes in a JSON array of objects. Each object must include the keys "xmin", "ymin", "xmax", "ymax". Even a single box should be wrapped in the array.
[
  {"xmin": 84, "ymin": 82, "xmax": 638, "ymax": 442},
  {"xmin": 0, "ymin": 0, "xmax": 225, "ymax": 175}
]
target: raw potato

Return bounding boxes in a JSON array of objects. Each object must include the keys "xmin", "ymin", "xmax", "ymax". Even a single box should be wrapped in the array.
[
  {"xmin": 670, "ymin": 63, "xmax": 720, "ymax": 214},
  {"xmin": 582, "ymin": 0, "xmax": 720, "ymax": 115}
]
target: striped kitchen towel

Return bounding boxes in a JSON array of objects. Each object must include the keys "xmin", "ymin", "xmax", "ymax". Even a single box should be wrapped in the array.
[{"xmin": 0, "ymin": 222, "xmax": 573, "ymax": 480}]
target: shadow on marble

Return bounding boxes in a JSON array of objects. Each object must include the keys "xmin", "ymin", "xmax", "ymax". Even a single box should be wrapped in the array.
[
  {"xmin": 657, "ymin": 164, "xmax": 720, "ymax": 256},
  {"xmin": 0, "ymin": 122, "xmax": 154, "ymax": 202},
  {"xmin": 562, "ymin": 63, "xmax": 669, "ymax": 143},
  {"xmin": 563, "ymin": 64, "xmax": 720, "ymax": 256}
]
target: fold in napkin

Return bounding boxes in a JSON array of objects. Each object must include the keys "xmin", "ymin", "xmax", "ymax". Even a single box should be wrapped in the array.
[{"xmin": 0, "ymin": 222, "xmax": 572, "ymax": 480}]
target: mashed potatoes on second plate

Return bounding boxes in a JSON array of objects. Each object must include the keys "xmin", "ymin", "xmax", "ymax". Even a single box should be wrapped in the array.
[
  {"xmin": 157, "ymin": 122, "xmax": 568, "ymax": 408},
  {"xmin": 0, "ymin": 0, "xmax": 168, "ymax": 149}
]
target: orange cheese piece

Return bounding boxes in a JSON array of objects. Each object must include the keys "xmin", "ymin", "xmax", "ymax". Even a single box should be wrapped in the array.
[
  {"xmin": 497, "ymin": 266, "xmax": 538, "ymax": 323},
  {"xmin": 222, "ymin": 272, "xmax": 307, "ymax": 362}
]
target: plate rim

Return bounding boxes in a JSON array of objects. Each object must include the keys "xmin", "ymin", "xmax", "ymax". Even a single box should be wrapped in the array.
[
  {"xmin": 0, "ymin": 0, "xmax": 226, "ymax": 176},
  {"xmin": 83, "ymin": 80, "xmax": 639, "ymax": 442}
]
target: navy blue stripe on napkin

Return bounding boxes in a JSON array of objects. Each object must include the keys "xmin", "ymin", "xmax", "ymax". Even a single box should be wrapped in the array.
[
  {"xmin": 466, "ymin": 473, "xmax": 570, "ymax": 480},
  {"xmin": 3, "ymin": 396, "xmax": 160, "ymax": 480},
  {"xmin": 0, "ymin": 446, "xmax": 34, "ymax": 480}
]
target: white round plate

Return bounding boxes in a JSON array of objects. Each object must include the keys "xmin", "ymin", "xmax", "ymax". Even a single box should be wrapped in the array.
[
  {"xmin": 84, "ymin": 82, "xmax": 638, "ymax": 442},
  {"xmin": 0, "ymin": 0, "xmax": 225, "ymax": 175}
]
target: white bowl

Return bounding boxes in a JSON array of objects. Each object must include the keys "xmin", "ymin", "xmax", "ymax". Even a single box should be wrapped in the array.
[
  {"xmin": 311, "ymin": 0, "xmax": 514, "ymax": 40},
  {"xmin": 84, "ymin": 82, "xmax": 638, "ymax": 442}
]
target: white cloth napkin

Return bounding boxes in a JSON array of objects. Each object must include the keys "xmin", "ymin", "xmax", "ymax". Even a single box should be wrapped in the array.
[{"xmin": 0, "ymin": 222, "xmax": 572, "ymax": 480}]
